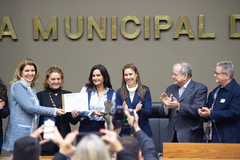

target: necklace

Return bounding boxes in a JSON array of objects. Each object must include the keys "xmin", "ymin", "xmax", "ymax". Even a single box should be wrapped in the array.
[{"xmin": 49, "ymin": 91, "xmax": 59, "ymax": 108}]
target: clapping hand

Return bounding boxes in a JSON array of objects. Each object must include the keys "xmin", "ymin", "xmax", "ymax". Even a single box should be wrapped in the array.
[
  {"xmin": 160, "ymin": 93, "xmax": 179, "ymax": 109},
  {"xmin": 198, "ymin": 107, "xmax": 211, "ymax": 117},
  {"xmin": 122, "ymin": 101, "xmax": 128, "ymax": 110},
  {"xmin": 136, "ymin": 101, "xmax": 142, "ymax": 112},
  {"xmin": 0, "ymin": 99, "xmax": 5, "ymax": 110}
]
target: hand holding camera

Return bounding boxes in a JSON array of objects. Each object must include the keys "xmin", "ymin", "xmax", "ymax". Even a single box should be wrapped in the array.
[
  {"xmin": 100, "ymin": 129, "xmax": 123, "ymax": 153},
  {"xmin": 49, "ymin": 127, "xmax": 79, "ymax": 156},
  {"xmin": 124, "ymin": 110, "xmax": 140, "ymax": 133},
  {"xmin": 111, "ymin": 106, "xmax": 135, "ymax": 128}
]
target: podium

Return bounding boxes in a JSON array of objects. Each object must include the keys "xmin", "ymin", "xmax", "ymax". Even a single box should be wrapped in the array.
[{"xmin": 163, "ymin": 143, "xmax": 240, "ymax": 159}]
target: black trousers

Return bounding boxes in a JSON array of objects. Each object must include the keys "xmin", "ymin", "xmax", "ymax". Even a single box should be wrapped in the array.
[{"xmin": 172, "ymin": 131, "xmax": 178, "ymax": 142}]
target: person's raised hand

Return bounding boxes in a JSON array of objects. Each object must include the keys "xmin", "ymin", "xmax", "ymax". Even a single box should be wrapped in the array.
[
  {"xmin": 100, "ymin": 129, "xmax": 123, "ymax": 153},
  {"xmin": 122, "ymin": 101, "xmax": 128, "ymax": 110},
  {"xmin": 125, "ymin": 110, "xmax": 140, "ymax": 132},
  {"xmin": 31, "ymin": 125, "xmax": 48, "ymax": 145},
  {"xmin": 50, "ymin": 127, "xmax": 79, "ymax": 156}
]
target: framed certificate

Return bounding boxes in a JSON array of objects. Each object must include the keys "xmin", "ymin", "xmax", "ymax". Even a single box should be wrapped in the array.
[{"xmin": 62, "ymin": 92, "xmax": 88, "ymax": 112}]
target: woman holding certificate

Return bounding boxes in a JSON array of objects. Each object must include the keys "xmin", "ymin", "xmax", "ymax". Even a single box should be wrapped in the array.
[
  {"xmin": 2, "ymin": 59, "xmax": 65, "ymax": 152},
  {"xmin": 115, "ymin": 63, "xmax": 153, "ymax": 137},
  {"xmin": 78, "ymin": 64, "xmax": 116, "ymax": 132},
  {"xmin": 37, "ymin": 65, "xmax": 78, "ymax": 155}
]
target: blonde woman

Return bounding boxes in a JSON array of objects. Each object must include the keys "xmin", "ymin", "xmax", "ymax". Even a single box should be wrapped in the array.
[{"xmin": 2, "ymin": 58, "xmax": 65, "ymax": 152}]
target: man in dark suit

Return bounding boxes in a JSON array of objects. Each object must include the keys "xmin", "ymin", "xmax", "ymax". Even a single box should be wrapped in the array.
[
  {"xmin": 159, "ymin": 62, "xmax": 208, "ymax": 142},
  {"xmin": 198, "ymin": 61, "xmax": 240, "ymax": 143}
]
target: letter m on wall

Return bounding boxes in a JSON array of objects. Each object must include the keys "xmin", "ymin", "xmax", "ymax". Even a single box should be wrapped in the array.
[{"xmin": 34, "ymin": 17, "xmax": 57, "ymax": 40}]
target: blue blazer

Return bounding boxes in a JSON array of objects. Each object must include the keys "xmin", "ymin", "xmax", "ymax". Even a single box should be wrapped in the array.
[
  {"xmin": 2, "ymin": 81, "xmax": 56, "ymax": 151},
  {"xmin": 207, "ymin": 78, "xmax": 240, "ymax": 143},
  {"xmin": 116, "ymin": 87, "xmax": 153, "ymax": 137},
  {"xmin": 159, "ymin": 80, "xmax": 207, "ymax": 142}
]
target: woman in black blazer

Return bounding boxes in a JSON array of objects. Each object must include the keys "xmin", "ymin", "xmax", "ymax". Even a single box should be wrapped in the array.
[{"xmin": 37, "ymin": 66, "xmax": 78, "ymax": 156}]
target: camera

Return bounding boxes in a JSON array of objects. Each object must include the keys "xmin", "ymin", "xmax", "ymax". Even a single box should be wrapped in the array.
[{"xmin": 111, "ymin": 106, "xmax": 135, "ymax": 128}]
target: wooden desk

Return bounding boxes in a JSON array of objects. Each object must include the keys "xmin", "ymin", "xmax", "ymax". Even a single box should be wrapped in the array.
[{"xmin": 163, "ymin": 143, "xmax": 240, "ymax": 159}]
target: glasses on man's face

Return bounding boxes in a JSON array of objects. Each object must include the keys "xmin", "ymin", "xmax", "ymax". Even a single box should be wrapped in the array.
[
  {"xmin": 214, "ymin": 71, "xmax": 226, "ymax": 76},
  {"xmin": 172, "ymin": 73, "xmax": 179, "ymax": 77}
]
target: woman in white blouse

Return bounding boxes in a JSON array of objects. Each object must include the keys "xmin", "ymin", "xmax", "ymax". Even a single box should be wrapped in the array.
[{"xmin": 77, "ymin": 64, "xmax": 115, "ymax": 132}]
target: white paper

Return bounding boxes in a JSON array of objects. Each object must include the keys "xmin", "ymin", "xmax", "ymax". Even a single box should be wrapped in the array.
[{"xmin": 62, "ymin": 92, "xmax": 88, "ymax": 112}]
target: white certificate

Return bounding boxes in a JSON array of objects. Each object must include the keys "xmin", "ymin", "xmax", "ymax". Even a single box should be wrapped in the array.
[{"xmin": 62, "ymin": 92, "xmax": 88, "ymax": 112}]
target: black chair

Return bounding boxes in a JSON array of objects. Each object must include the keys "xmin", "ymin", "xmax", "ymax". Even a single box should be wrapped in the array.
[{"xmin": 149, "ymin": 102, "xmax": 169, "ymax": 155}]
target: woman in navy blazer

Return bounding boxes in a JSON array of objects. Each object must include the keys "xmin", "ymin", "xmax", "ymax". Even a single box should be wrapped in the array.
[{"xmin": 116, "ymin": 63, "xmax": 152, "ymax": 137}]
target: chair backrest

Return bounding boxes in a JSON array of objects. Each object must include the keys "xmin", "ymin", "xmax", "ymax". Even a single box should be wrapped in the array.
[
  {"xmin": 149, "ymin": 102, "xmax": 169, "ymax": 155},
  {"xmin": 150, "ymin": 102, "xmax": 163, "ymax": 118}
]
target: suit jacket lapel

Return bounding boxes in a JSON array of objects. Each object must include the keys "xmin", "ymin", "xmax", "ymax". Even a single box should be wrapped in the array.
[
  {"xmin": 126, "ymin": 91, "xmax": 140, "ymax": 109},
  {"xmin": 125, "ymin": 96, "xmax": 133, "ymax": 109},
  {"xmin": 179, "ymin": 80, "xmax": 194, "ymax": 102},
  {"xmin": 172, "ymin": 85, "xmax": 180, "ymax": 101},
  {"xmin": 132, "ymin": 91, "xmax": 141, "ymax": 109}
]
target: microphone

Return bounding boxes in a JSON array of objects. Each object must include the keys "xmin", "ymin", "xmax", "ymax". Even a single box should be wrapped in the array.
[{"xmin": 212, "ymin": 119, "xmax": 222, "ymax": 143}]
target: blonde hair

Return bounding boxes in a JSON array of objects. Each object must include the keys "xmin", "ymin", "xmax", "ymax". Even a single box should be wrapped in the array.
[
  {"xmin": 42, "ymin": 65, "xmax": 64, "ymax": 90},
  {"xmin": 74, "ymin": 134, "xmax": 111, "ymax": 160},
  {"xmin": 11, "ymin": 58, "xmax": 39, "ymax": 87}
]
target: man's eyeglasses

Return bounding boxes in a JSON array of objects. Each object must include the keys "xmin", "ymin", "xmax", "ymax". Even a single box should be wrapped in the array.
[
  {"xmin": 172, "ymin": 73, "xmax": 179, "ymax": 77},
  {"xmin": 214, "ymin": 71, "xmax": 226, "ymax": 76}
]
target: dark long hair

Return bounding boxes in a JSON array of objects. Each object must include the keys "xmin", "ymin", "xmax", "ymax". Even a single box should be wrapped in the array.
[
  {"xmin": 0, "ymin": 77, "xmax": 7, "ymax": 101},
  {"xmin": 85, "ymin": 64, "xmax": 112, "ymax": 92},
  {"xmin": 120, "ymin": 63, "xmax": 147, "ymax": 100}
]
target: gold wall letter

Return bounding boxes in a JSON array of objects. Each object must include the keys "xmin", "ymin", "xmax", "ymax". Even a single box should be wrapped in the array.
[
  {"xmin": 112, "ymin": 16, "xmax": 117, "ymax": 40},
  {"xmin": 88, "ymin": 16, "xmax": 106, "ymax": 40},
  {"xmin": 65, "ymin": 16, "xmax": 83, "ymax": 40},
  {"xmin": 199, "ymin": 15, "xmax": 215, "ymax": 39},
  {"xmin": 120, "ymin": 16, "xmax": 140, "ymax": 39},
  {"xmin": 230, "ymin": 14, "xmax": 240, "ymax": 38},
  {"xmin": 155, "ymin": 15, "xmax": 172, "ymax": 39},
  {"xmin": 0, "ymin": 17, "xmax": 17, "ymax": 40},
  {"xmin": 145, "ymin": 16, "xmax": 150, "ymax": 39},
  {"xmin": 34, "ymin": 17, "xmax": 57, "ymax": 40},
  {"xmin": 174, "ymin": 15, "xmax": 194, "ymax": 39}
]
